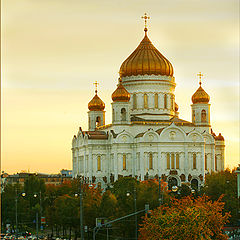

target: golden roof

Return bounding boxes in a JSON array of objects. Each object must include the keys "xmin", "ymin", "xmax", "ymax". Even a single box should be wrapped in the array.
[
  {"xmin": 119, "ymin": 28, "xmax": 174, "ymax": 77},
  {"xmin": 192, "ymin": 83, "xmax": 210, "ymax": 104},
  {"xmin": 88, "ymin": 90, "xmax": 105, "ymax": 111},
  {"xmin": 112, "ymin": 79, "xmax": 130, "ymax": 102}
]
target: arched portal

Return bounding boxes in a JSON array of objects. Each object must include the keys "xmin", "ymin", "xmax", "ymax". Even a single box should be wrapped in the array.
[
  {"xmin": 168, "ymin": 176, "xmax": 178, "ymax": 190},
  {"xmin": 121, "ymin": 108, "xmax": 126, "ymax": 121},
  {"xmin": 191, "ymin": 179, "xmax": 198, "ymax": 190}
]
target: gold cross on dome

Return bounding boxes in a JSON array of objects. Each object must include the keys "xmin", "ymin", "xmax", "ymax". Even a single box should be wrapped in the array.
[
  {"xmin": 141, "ymin": 13, "xmax": 150, "ymax": 29},
  {"xmin": 93, "ymin": 81, "xmax": 99, "ymax": 93},
  {"xmin": 197, "ymin": 72, "xmax": 203, "ymax": 85}
]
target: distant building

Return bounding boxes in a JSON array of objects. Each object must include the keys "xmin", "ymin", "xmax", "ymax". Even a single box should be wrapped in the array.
[{"xmin": 1, "ymin": 170, "xmax": 72, "ymax": 190}]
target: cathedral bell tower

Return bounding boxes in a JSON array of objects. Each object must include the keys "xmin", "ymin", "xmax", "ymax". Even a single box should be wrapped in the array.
[
  {"xmin": 191, "ymin": 73, "xmax": 210, "ymax": 128},
  {"xmin": 111, "ymin": 78, "xmax": 131, "ymax": 125},
  {"xmin": 88, "ymin": 82, "xmax": 105, "ymax": 131}
]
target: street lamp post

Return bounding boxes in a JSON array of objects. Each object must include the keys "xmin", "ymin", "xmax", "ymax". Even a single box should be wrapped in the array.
[
  {"xmin": 80, "ymin": 179, "xmax": 84, "ymax": 240},
  {"xmin": 15, "ymin": 189, "xmax": 18, "ymax": 240},
  {"xmin": 126, "ymin": 187, "xmax": 137, "ymax": 240},
  {"xmin": 158, "ymin": 175, "xmax": 162, "ymax": 207},
  {"xmin": 134, "ymin": 188, "xmax": 137, "ymax": 240}
]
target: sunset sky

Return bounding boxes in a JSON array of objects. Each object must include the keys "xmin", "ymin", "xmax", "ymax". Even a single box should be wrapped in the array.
[{"xmin": 1, "ymin": 0, "xmax": 239, "ymax": 174}]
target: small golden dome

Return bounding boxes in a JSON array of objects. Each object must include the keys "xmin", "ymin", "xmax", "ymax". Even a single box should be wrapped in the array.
[
  {"xmin": 88, "ymin": 91, "xmax": 105, "ymax": 111},
  {"xmin": 119, "ymin": 29, "xmax": 174, "ymax": 77},
  {"xmin": 112, "ymin": 79, "xmax": 130, "ymax": 102},
  {"xmin": 215, "ymin": 133, "xmax": 224, "ymax": 141},
  {"xmin": 192, "ymin": 83, "xmax": 210, "ymax": 104},
  {"xmin": 175, "ymin": 102, "xmax": 179, "ymax": 112}
]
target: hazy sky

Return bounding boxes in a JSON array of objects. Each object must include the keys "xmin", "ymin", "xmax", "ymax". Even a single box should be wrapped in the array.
[{"xmin": 2, "ymin": 0, "xmax": 239, "ymax": 174}]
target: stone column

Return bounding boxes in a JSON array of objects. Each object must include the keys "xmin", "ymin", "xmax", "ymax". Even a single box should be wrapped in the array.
[
  {"xmin": 132, "ymin": 144, "xmax": 136, "ymax": 177},
  {"xmin": 140, "ymin": 148, "xmax": 144, "ymax": 181},
  {"xmin": 89, "ymin": 147, "xmax": 93, "ymax": 180},
  {"xmin": 202, "ymin": 143, "xmax": 205, "ymax": 181},
  {"xmin": 114, "ymin": 147, "xmax": 118, "ymax": 180},
  {"xmin": 212, "ymin": 145, "xmax": 215, "ymax": 171}
]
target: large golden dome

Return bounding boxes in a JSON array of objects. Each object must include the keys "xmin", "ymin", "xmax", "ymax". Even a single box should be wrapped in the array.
[
  {"xmin": 88, "ymin": 91, "xmax": 105, "ymax": 111},
  {"xmin": 192, "ymin": 83, "xmax": 210, "ymax": 104},
  {"xmin": 112, "ymin": 79, "xmax": 130, "ymax": 102},
  {"xmin": 119, "ymin": 29, "xmax": 174, "ymax": 77}
]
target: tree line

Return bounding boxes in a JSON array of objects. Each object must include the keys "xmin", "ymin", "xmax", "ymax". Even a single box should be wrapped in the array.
[{"xmin": 1, "ymin": 169, "xmax": 238, "ymax": 239}]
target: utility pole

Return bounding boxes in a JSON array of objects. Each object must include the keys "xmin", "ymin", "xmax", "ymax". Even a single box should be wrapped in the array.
[
  {"xmin": 134, "ymin": 188, "xmax": 137, "ymax": 240},
  {"xmin": 15, "ymin": 188, "xmax": 18, "ymax": 240},
  {"xmin": 36, "ymin": 212, "xmax": 39, "ymax": 240},
  {"xmin": 158, "ymin": 175, "xmax": 161, "ymax": 207},
  {"xmin": 80, "ymin": 178, "xmax": 84, "ymax": 240}
]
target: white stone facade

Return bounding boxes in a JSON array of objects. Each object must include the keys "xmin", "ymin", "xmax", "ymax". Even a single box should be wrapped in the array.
[{"xmin": 72, "ymin": 35, "xmax": 225, "ymax": 189}]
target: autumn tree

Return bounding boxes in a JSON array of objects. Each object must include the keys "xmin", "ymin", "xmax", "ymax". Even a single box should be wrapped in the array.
[{"xmin": 139, "ymin": 196, "xmax": 230, "ymax": 240}]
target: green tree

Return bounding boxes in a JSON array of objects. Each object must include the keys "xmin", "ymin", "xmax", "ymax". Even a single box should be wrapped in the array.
[{"xmin": 202, "ymin": 169, "xmax": 238, "ymax": 225}]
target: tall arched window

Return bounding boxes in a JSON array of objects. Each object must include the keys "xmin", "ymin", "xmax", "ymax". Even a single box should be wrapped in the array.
[
  {"xmin": 154, "ymin": 93, "xmax": 158, "ymax": 108},
  {"xmin": 205, "ymin": 154, "xmax": 207, "ymax": 170},
  {"xmin": 96, "ymin": 116, "xmax": 101, "ymax": 128},
  {"xmin": 176, "ymin": 153, "xmax": 179, "ymax": 169},
  {"xmin": 144, "ymin": 93, "xmax": 148, "ymax": 109},
  {"xmin": 149, "ymin": 153, "xmax": 153, "ymax": 169},
  {"xmin": 193, "ymin": 153, "xmax": 196, "ymax": 169},
  {"xmin": 133, "ymin": 94, "xmax": 137, "ymax": 109},
  {"xmin": 192, "ymin": 110, "xmax": 196, "ymax": 123},
  {"xmin": 97, "ymin": 156, "xmax": 101, "ymax": 171},
  {"xmin": 112, "ymin": 109, "xmax": 115, "ymax": 121},
  {"xmin": 164, "ymin": 94, "xmax": 167, "ymax": 109},
  {"xmin": 121, "ymin": 108, "xmax": 126, "ymax": 121},
  {"xmin": 170, "ymin": 95, "xmax": 174, "ymax": 110},
  {"xmin": 171, "ymin": 153, "xmax": 175, "ymax": 169},
  {"xmin": 201, "ymin": 110, "xmax": 207, "ymax": 122},
  {"xmin": 167, "ymin": 153, "xmax": 170, "ymax": 169},
  {"xmin": 123, "ymin": 154, "xmax": 126, "ymax": 170},
  {"xmin": 215, "ymin": 155, "xmax": 217, "ymax": 171}
]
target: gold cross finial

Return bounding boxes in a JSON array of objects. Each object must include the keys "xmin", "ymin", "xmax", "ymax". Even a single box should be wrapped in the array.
[
  {"xmin": 141, "ymin": 13, "xmax": 150, "ymax": 33},
  {"xmin": 93, "ymin": 81, "xmax": 99, "ymax": 94},
  {"xmin": 197, "ymin": 72, "xmax": 203, "ymax": 86}
]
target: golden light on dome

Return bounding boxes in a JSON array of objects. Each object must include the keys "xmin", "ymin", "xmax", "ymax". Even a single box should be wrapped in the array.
[
  {"xmin": 112, "ymin": 78, "xmax": 130, "ymax": 102},
  {"xmin": 192, "ymin": 73, "xmax": 210, "ymax": 104},
  {"xmin": 119, "ymin": 14, "xmax": 174, "ymax": 78},
  {"xmin": 88, "ymin": 81, "xmax": 105, "ymax": 111}
]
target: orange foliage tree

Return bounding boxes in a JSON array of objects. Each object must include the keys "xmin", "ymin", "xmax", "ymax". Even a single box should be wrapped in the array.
[{"xmin": 139, "ymin": 196, "xmax": 230, "ymax": 240}]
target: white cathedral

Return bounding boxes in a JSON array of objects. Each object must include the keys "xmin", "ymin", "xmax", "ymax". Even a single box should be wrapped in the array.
[{"xmin": 72, "ymin": 19, "xmax": 225, "ymax": 189}]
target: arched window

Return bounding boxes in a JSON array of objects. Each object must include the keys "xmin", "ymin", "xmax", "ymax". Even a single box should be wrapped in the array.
[
  {"xmin": 168, "ymin": 177, "xmax": 178, "ymax": 190},
  {"xmin": 176, "ymin": 153, "xmax": 179, "ymax": 169},
  {"xmin": 112, "ymin": 109, "xmax": 115, "ymax": 121},
  {"xmin": 170, "ymin": 95, "xmax": 174, "ymax": 110},
  {"xmin": 149, "ymin": 153, "xmax": 153, "ymax": 169},
  {"xmin": 205, "ymin": 154, "xmax": 207, "ymax": 170},
  {"xmin": 167, "ymin": 153, "xmax": 170, "ymax": 169},
  {"xmin": 191, "ymin": 179, "xmax": 198, "ymax": 190},
  {"xmin": 215, "ymin": 155, "xmax": 217, "ymax": 171},
  {"xmin": 193, "ymin": 153, "xmax": 196, "ymax": 169},
  {"xmin": 171, "ymin": 153, "xmax": 175, "ymax": 169},
  {"xmin": 201, "ymin": 110, "xmax": 207, "ymax": 122},
  {"xmin": 144, "ymin": 93, "xmax": 148, "ymax": 109},
  {"xmin": 192, "ymin": 110, "xmax": 196, "ymax": 123},
  {"xmin": 121, "ymin": 108, "xmax": 126, "ymax": 121},
  {"xmin": 97, "ymin": 156, "xmax": 101, "ymax": 171},
  {"xmin": 96, "ymin": 116, "xmax": 101, "ymax": 128},
  {"xmin": 154, "ymin": 93, "xmax": 158, "ymax": 108},
  {"xmin": 164, "ymin": 94, "xmax": 167, "ymax": 109},
  {"xmin": 123, "ymin": 154, "xmax": 126, "ymax": 170},
  {"xmin": 133, "ymin": 94, "xmax": 137, "ymax": 109}
]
